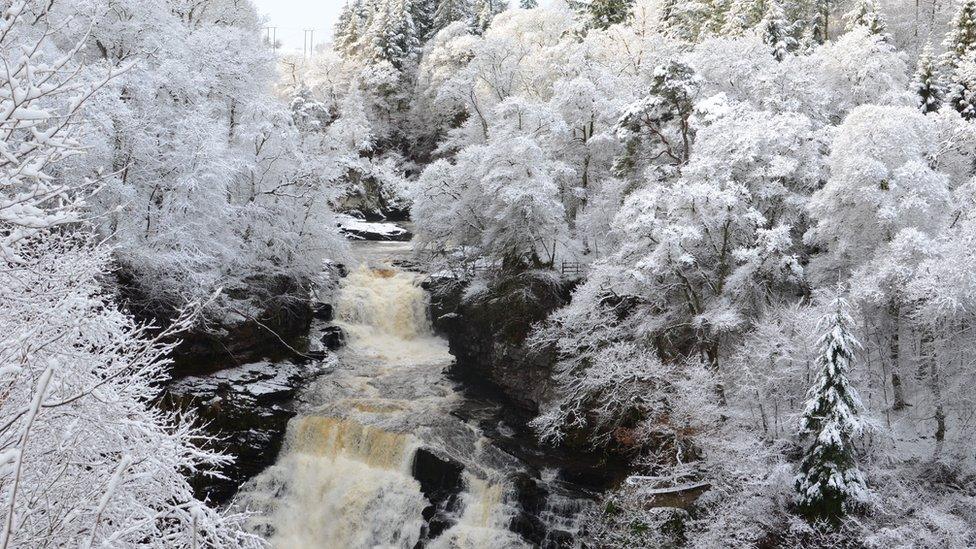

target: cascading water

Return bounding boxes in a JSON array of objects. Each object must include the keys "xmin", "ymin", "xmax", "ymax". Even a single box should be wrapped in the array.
[{"xmin": 238, "ymin": 259, "xmax": 531, "ymax": 548}]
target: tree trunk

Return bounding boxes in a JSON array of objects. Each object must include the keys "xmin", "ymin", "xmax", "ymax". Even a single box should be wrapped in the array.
[
  {"xmin": 921, "ymin": 330, "xmax": 946, "ymax": 458},
  {"xmin": 889, "ymin": 301, "xmax": 907, "ymax": 411},
  {"xmin": 705, "ymin": 340, "xmax": 727, "ymax": 407}
]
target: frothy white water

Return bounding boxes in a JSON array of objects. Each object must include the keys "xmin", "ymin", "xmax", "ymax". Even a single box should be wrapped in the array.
[
  {"xmin": 248, "ymin": 417, "xmax": 428, "ymax": 548},
  {"xmin": 239, "ymin": 262, "xmax": 527, "ymax": 548},
  {"xmin": 429, "ymin": 474, "xmax": 527, "ymax": 549}
]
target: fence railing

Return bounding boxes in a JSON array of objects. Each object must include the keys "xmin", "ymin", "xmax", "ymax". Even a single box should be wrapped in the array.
[{"xmin": 455, "ymin": 261, "xmax": 586, "ymax": 279}]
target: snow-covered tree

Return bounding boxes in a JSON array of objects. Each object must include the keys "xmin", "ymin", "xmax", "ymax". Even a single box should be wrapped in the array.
[
  {"xmin": 913, "ymin": 44, "xmax": 944, "ymax": 113},
  {"xmin": 806, "ymin": 105, "xmax": 953, "ymax": 278},
  {"xmin": 761, "ymin": 0, "xmax": 794, "ymax": 61},
  {"xmin": 335, "ymin": 0, "xmax": 367, "ymax": 55},
  {"xmin": 0, "ymin": 2, "xmax": 260, "ymax": 546},
  {"xmin": 810, "ymin": 0, "xmax": 835, "ymax": 44},
  {"xmin": 432, "ymin": 0, "xmax": 473, "ymax": 33},
  {"xmin": 795, "ymin": 296, "xmax": 868, "ymax": 524},
  {"xmin": 844, "ymin": 0, "xmax": 886, "ymax": 36},
  {"xmin": 943, "ymin": 0, "xmax": 976, "ymax": 119},
  {"xmin": 414, "ymin": 132, "xmax": 570, "ymax": 269},
  {"xmin": 943, "ymin": 0, "xmax": 976, "ymax": 69},
  {"xmin": 585, "ymin": 0, "xmax": 635, "ymax": 30},
  {"xmin": 473, "ymin": 0, "xmax": 507, "ymax": 33},
  {"xmin": 519, "ymin": 0, "xmax": 538, "ymax": 9}
]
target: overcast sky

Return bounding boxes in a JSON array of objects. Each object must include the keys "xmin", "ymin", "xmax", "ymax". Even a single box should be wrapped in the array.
[{"xmin": 251, "ymin": 0, "xmax": 343, "ymax": 54}]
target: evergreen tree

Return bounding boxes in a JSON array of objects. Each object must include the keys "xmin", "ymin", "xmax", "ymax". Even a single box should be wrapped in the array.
[
  {"xmin": 943, "ymin": 0, "xmax": 976, "ymax": 120},
  {"xmin": 473, "ymin": 0, "xmax": 507, "ymax": 33},
  {"xmin": 762, "ymin": 0, "xmax": 793, "ymax": 62},
  {"xmin": 334, "ymin": 1, "xmax": 365, "ymax": 55},
  {"xmin": 520, "ymin": 0, "xmax": 538, "ymax": 8},
  {"xmin": 913, "ymin": 44, "xmax": 944, "ymax": 114},
  {"xmin": 795, "ymin": 297, "xmax": 868, "ymax": 524},
  {"xmin": 943, "ymin": 0, "xmax": 976, "ymax": 70},
  {"xmin": 810, "ymin": 0, "xmax": 834, "ymax": 44},
  {"xmin": 433, "ymin": 0, "xmax": 473, "ymax": 34},
  {"xmin": 586, "ymin": 0, "xmax": 635, "ymax": 30},
  {"xmin": 363, "ymin": 0, "xmax": 421, "ymax": 69},
  {"xmin": 411, "ymin": 0, "xmax": 439, "ymax": 40},
  {"xmin": 844, "ymin": 0, "xmax": 886, "ymax": 36},
  {"xmin": 721, "ymin": 0, "xmax": 766, "ymax": 35}
]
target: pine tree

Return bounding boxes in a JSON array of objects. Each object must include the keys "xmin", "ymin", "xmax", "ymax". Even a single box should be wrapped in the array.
[
  {"xmin": 334, "ymin": 1, "xmax": 365, "ymax": 56},
  {"xmin": 411, "ymin": 0, "xmax": 439, "ymax": 40},
  {"xmin": 520, "ymin": 0, "xmax": 538, "ymax": 8},
  {"xmin": 943, "ymin": 0, "xmax": 976, "ymax": 120},
  {"xmin": 432, "ymin": 0, "xmax": 473, "ymax": 34},
  {"xmin": 586, "ymin": 0, "xmax": 635, "ymax": 30},
  {"xmin": 844, "ymin": 0, "xmax": 886, "ymax": 36},
  {"xmin": 913, "ymin": 44, "xmax": 944, "ymax": 114},
  {"xmin": 943, "ymin": 0, "xmax": 976, "ymax": 71},
  {"xmin": 721, "ymin": 0, "xmax": 766, "ymax": 35},
  {"xmin": 473, "ymin": 0, "xmax": 506, "ymax": 33},
  {"xmin": 795, "ymin": 296, "xmax": 868, "ymax": 525},
  {"xmin": 363, "ymin": 0, "xmax": 421, "ymax": 69},
  {"xmin": 810, "ymin": 0, "xmax": 834, "ymax": 44},
  {"xmin": 762, "ymin": 0, "xmax": 793, "ymax": 62}
]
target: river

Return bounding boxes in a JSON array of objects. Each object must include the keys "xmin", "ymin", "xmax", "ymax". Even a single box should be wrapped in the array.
[{"xmin": 234, "ymin": 233, "xmax": 595, "ymax": 548}]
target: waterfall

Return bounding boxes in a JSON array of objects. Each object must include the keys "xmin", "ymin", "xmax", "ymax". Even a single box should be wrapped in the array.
[
  {"xmin": 335, "ymin": 266, "xmax": 432, "ymax": 341},
  {"xmin": 238, "ymin": 263, "xmax": 528, "ymax": 548},
  {"xmin": 251, "ymin": 416, "xmax": 429, "ymax": 548}
]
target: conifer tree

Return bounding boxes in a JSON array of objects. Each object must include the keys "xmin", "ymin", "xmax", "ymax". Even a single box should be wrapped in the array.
[
  {"xmin": 334, "ymin": 1, "xmax": 365, "ymax": 55},
  {"xmin": 762, "ymin": 0, "xmax": 793, "ymax": 62},
  {"xmin": 943, "ymin": 0, "xmax": 976, "ymax": 120},
  {"xmin": 810, "ymin": 0, "xmax": 834, "ymax": 44},
  {"xmin": 433, "ymin": 0, "xmax": 473, "ymax": 34},
  {"xmin": 520, "ymin": 0, "xmax": 538, "ymax": 8},
  {"xmin": 795, "ymin": 297, "xmax": 868, "ymax": 524},
  {"xmin": 943, "ymin": 0, "xmax": 976, "ymax": 70},
  {"xmin": 845, "ymin": 0, "xmax": 886, "ymax": 36},
  {"xmin": 586, "ymin": 0, "xmax": 635, "ymax": 30},
  {"xmin": 721, "ymin": 0, "xmax": 766, "ymax": 35},
  {"xmin": 411, "ymin": 0, "xmax": 439, "ymax": 40},
  {"xmin": 913, "ymin": 44, "xmax": 944, "ymax": 114},
  {"xmin": 363, "ymin": 0, "xmax": 421, "ymax": 69},
  {"xmin": 473, "ymin": 0, "xmax": 506, "ymax": 33}
]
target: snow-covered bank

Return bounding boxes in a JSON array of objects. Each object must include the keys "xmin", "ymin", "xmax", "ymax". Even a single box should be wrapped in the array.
[{"xmin": 337, "ymin": 214, "xmax": 412, "ymax": 241}]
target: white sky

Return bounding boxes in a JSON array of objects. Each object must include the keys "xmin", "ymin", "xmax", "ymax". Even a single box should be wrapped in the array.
[
  {"xmin": 252, "ymin": 0, "xmax": 537, "ymax": 55},
  {"xmin": 251, "ymin": 0, "xmax": 344, "ymax": 54}
]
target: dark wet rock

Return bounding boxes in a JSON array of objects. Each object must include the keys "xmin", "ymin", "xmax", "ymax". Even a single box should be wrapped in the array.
[
  {"xmin": 161, "ymin": 360, "xmax": 332, "ymax": 504},
  {"xmin": 428, "ymin": 272, "xmax": 578, "ymax": 413},
  {"xmin": 321, "ymin": 325, "xmax": 346, "ymax": 351},
  {"xmin": 412, "ymin": 448, "xmax": 465, "ymax": 541},
  {"xmin": 114, "ymin": 269, "xmax": 316, "ymax": 376},
  {"xmin": 510, "ymin": 473, "xmax": 550, "ymax": 545},
  {"xmin": 312, "ymin": 302, "xmax": 334, "ymax": 321}
]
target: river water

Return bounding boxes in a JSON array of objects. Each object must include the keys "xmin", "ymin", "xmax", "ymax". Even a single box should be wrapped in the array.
[{"xmin": 236, "ymin": 235, "xmax": 594, "ymax": 548}]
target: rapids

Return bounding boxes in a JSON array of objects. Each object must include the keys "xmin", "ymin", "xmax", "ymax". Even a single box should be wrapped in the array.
[{"xmin": 236, "ymin": 234, "xmax": 593, "ymax": 548}]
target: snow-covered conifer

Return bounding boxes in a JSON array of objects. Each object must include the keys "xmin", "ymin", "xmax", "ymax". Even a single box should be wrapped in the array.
[
  {"xmin": 473, "ymin": 0, "xmax": 506, "ymax": 33},
  {"xmin": 761, "ymin": 0, "xmax": 793, "ymax": 62},
  {"xmin": 913, "ymin": 44, "xmax": 944, "ymax": 114},
  {"xmin": 943, "ymin": 0, "xmax": 976, "ymax": 70},
  {"xmin": 795, "ymin": 296, "xmax": 868, "ymax": 523},
  {"xmin": 844, "ymin": 0, "xmax": 886, "ymax": 36},
  {"xmin": 432, "ymin": 0, "xmax": 473, "ymax": 34},
  {"xmin": 586, "ymin": 0, "xmax": 635, "ymax": 30}
]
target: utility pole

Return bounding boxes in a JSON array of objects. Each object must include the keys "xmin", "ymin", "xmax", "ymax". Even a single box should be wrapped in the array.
[
  {"xmin": 264, "ymin": 26, "xmax": 278, "ymax": 51},
  {"xmin": 303, "ymin": 28, "xmax": 315, "ymax": 58}
]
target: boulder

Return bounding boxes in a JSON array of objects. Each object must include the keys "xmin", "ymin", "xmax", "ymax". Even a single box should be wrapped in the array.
[{"xmin": 321, "ymin": 326, "xmax": 345, "ymax": 351}]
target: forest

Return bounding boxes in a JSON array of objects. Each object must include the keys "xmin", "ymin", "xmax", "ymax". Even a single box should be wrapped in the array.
[{"xmin": 2, "ymin": 0, "xmax": 976, "ymax": 547}]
